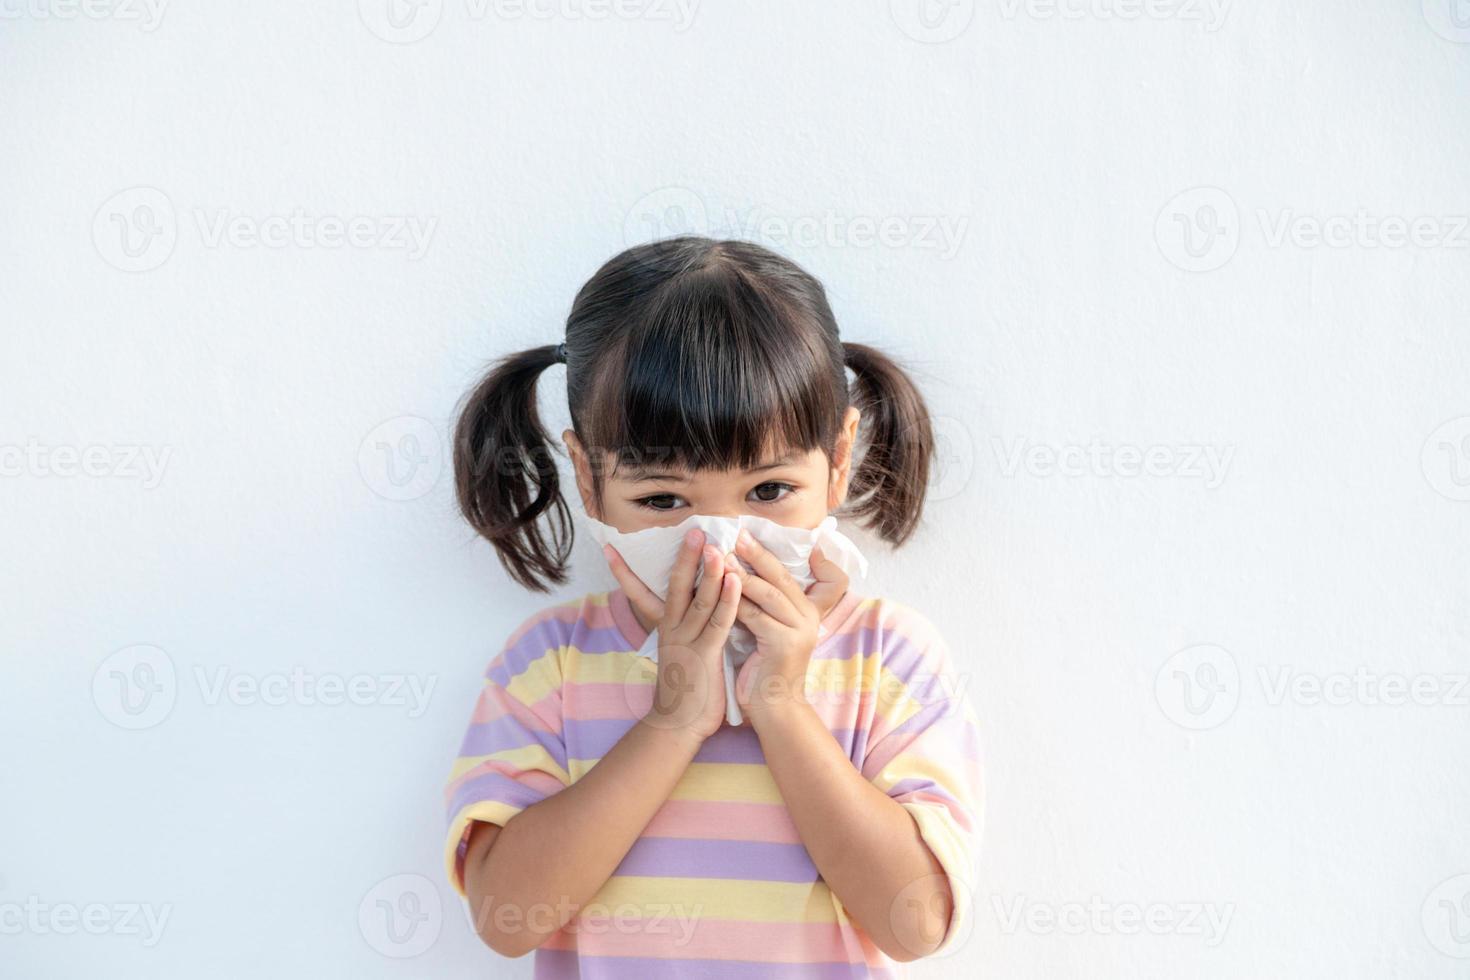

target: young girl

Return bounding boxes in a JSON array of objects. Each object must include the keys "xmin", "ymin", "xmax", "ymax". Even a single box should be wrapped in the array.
[{"xmin": 443, "ymin": 236, "xmax": 982, "ymax": 977}]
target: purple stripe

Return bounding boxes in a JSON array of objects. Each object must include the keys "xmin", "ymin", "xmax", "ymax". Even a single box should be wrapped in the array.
[
  {"xmin": 533, "ymin": 949, "xmax": 894, "ymax": 979},
  {"xmin": 614, "ymin": 837, "xmax": 818, "ymax": 883},
  {"xmin": 884, "ymin": 776, "xmax": 961, "ymax": 811},
  {"xmin": 459, "ymin": 716, "xmax": 568, "ymax": 769},
  {"xmin": 487, "ymin": 625, "xmax": 563, "ymax": 685},
  {"xmin": 560, "ymin": 719, "xmax": 864, "ymax": 765},
  {"xmin": 486, "ymin": 620, "xmax": 641, "ymax": 686},
  {"xmin": 570, "ymin": 621, "xmax": 643, "ymax": 656},
  {"xmin": 446, "ymin": 770, "xmax": 559, "ymax": 823}
]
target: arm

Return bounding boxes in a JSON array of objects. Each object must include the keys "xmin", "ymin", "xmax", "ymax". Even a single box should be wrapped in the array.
[
  {"xmin": 724, "ymin": 529, "xmax": 964, "ymax": 961},
  {"xmin": 462, "ymin": 718, "xmax": 703, "ymax": 957},
  {"xmin": 746, "ymin": 698, "xmax": 953, "ymax": 962},
  {"xmin": 464, "ymin": 529, "xmax": 742, "ymax": 957}
]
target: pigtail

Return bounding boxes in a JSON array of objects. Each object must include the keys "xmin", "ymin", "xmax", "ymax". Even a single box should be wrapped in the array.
[
  {"xmin": 841, "ymin": 341, "xmax": 934, "ymax": 546},
  {"xmin": 453, "ymin": 344, "xmax": 571, "ymax": 592}
]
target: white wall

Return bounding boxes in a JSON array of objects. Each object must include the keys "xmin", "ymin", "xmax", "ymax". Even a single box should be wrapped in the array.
[{"xmin": 3, "ymin": 2, "xmax": 1469, "ymax": 977}]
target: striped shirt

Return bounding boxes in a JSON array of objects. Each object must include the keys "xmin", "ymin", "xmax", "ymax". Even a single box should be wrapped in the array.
[{"xmin": 443, "ymin": 587, "xmax": 983, "ymax": 978}]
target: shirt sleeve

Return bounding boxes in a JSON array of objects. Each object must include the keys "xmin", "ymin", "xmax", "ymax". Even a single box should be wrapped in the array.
[
  {"xmin": 442, "ymin": 611, "xmax": 571, "ymax": 897},
  {"xmin": 859, "ymin": 606, "xmax": 984, "ymax": 958}
]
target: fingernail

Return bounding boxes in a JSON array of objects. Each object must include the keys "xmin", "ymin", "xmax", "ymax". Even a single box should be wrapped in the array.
[
  {"xmin": 738, "ymin": 529, "xmax": 753, "ymax": 546},
  {"xmin": 685, "ymin": 529, "xmax": 701, "ymax": 549}
]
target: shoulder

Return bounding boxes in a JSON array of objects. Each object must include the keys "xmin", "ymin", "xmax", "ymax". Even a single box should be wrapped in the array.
[
  {"xmin": 486, "ymin": 591, "xmax": 609, "ymax": 683},
  {"xmin": 842, "ymin": 594, "xmax": 956, "ymax": 681},
  {"xmin": 841, "ymin": 593, "xmax": 948, "ymax": 653}
]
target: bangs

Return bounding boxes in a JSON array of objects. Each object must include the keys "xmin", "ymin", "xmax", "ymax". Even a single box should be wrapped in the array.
[{"xmin": 578, "ymin": 256, "xmax": 842, "ymax": 480}]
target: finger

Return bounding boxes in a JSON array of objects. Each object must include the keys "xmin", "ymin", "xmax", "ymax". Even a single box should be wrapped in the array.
[
  {"xmin": 676, "ymin": 544, "xmax": 727, "ymax": 638},
  {"xmin": 730, "ymin": 531, "xmax": 802, "ymax": 625},
  {"xmin": 603, "ymin": 543, "xmax": 664, "ymax": 627},
  {"xmin": 697, "ymin": 569, "xmax": 741, "ymax": 648},
  {"xmin": 662, "ymin": 528, "xmax": 708, "ymax": 626},
  {"xmin": 803, "ymin": 544, "xmax": 850, "ymax": 618},
  {"xmin": 733, "ymin": 593, "xmax": 787, "ymax": 637}
]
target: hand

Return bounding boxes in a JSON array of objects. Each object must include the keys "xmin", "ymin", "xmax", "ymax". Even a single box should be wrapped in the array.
[
  {"xmin": 603, "ymin": 528, "xmax": 742, "ymax": 744},
  {"xmin": 726, "ymin": 529, "xmax": 850, "ymax": 724}
]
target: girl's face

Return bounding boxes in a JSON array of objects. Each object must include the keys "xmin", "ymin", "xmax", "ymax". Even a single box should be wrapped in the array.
[{"xmin": 564, "ymin": 406, "xmax": 861, "ymax": 533}]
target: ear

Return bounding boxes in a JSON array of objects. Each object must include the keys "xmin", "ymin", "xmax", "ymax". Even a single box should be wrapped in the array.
[
  {"xmin": 562, "ymin": 428, "xmax": 600, "ymax": 519},
  {"xmin": 827, "ymin": 406, "xmax": 861, "ymax": 510}
]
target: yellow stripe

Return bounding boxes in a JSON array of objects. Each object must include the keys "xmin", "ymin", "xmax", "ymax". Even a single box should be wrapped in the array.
[
  {"xmin": 589, "ymin": 875, "xmax": 843, "ymax": 924},
  {"xmin": 496, "ymin": 648, "xmax": 562, "ymax": 706},
  {"xmin": 568, "ymin": 649, "xmax": 656, "ymax": 685}
]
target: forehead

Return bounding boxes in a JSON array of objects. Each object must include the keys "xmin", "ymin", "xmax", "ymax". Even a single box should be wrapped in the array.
[{"xmin": 603, "ymin": 443, "xmax": 817, "ymax": 482}]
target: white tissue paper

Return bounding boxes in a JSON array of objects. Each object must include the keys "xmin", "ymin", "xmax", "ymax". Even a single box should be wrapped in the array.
[{"xmin": 581, "ymin": 511, "xmax": 869, "ymax": 725}]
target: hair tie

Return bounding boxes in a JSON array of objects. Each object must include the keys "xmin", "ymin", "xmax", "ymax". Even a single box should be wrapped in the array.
[{"xmin": 555, "ymin": 341, "xmax": 567, "ymax": 364}]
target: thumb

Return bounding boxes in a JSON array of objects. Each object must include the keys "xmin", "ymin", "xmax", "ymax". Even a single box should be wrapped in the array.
[{"xmin": 804, "ymin": 544, "xmax": 848, "ymax": 617}]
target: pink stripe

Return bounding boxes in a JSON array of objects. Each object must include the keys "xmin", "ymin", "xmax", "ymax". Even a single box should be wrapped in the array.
[
  {"xmin": 502, "ymin": 598, "xmax": 585, "ymax": 649},
  {"xmin": 579, "ymin": 595, "xmax": 626, "ymax": 634},
  {"xmin": 641, "ymin": 801, "xmax": 802, "ymax": 844},
  {"xmin": 562, "ymin": 681, "xmax": 653, "ymax": 719},
  {"xmin": 470, "ymin": 684, "xmax": 561, "ymax": 735},
  {"xmin": 543, "ymin": 917, "xmax": 884, "ymax": 965}
]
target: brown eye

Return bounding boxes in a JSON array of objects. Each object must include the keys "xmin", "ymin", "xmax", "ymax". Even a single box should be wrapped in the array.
[
  {"xmin": 751, "ymin": 482, "xmax": 794, "ymax": 504},
  {"xmin": 635, "ymin": 494, "xmax": 681, "ymax": 511}
]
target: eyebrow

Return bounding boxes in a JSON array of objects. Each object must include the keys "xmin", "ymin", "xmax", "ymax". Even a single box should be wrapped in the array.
[{"xmin": 623, "ymin": 452, "xmax": 802, "ymax": 482}]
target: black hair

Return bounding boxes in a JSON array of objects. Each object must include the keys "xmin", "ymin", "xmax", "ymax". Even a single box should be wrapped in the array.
[{"xmin": 453, "ymin": 236, "xmax": 936, "ymax": 592}]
